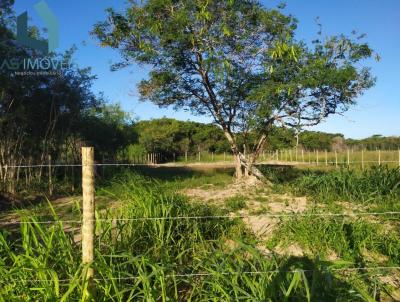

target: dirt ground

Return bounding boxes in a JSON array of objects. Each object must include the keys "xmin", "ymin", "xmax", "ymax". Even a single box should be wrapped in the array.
[{"xmin": 182, "ymin": 176, "xmax": 308, "ymax": 257}]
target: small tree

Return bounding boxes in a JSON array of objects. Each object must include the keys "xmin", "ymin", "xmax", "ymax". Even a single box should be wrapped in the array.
[{"xmin": 94, "ymin": 0, "xmax": 375, "ymax": 179}]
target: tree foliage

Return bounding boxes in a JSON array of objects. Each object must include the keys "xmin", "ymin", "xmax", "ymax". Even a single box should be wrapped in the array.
[
  {"xmin": 126, "ymin": 118, "xmax": 230, "ymax": 159},
  {"xmin": 94, "ymin": 0, "xmax": 376, "ymax": 178},
  {"xmin": 0, "ymin": 6, "xmax": 135, "ymax": 195}
]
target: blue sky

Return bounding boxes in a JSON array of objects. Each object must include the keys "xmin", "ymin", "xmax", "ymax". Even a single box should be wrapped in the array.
[{"xmin": 12, "ymin": 0, "xmax": 400, "ymax": 139}]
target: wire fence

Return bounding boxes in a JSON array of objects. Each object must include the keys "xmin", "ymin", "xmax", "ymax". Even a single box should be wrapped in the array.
[
  {"xmin": 261, "ymin": 148, "xmax": 400, "ymax": 168},
  {"xmin": 1, "ymin": 266, "xmax": 399, "ymax": 284},
  {"xmin": 1, "ymin": 148, "xmax": 400, "ymax": 169},
  {"xmin": 2, "ymin": 211, "xmax": 400, "ymax": 225},
  {"xmin": 162, "ymin": 149, "xmax": 400, "ymax": 168},
  {"xmin": 1, "ymin": 147, "xmax": 399, "ymax": 289}
]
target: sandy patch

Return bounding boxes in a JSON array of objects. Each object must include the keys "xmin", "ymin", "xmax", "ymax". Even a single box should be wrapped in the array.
[
  {"xmin": 275, "ymin": 243, "xmax": 304, "ymax": 257},
  {"xmin": 184, "ymin": 176, "xmax": 265, "ymax": 205},
  {"xmin": 183, "ymin": 180, "xmax": 309, "ymax": 245}
]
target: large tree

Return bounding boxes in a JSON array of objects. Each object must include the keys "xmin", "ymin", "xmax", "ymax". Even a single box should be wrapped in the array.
[{"xmin": 93, "ymin": 0, "xmax": 375, "ymax": 179}]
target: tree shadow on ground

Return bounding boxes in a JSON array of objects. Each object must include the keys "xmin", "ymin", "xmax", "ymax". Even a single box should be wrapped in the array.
[
  {"xmin": 0, "ymin": 193, "xmax": 46, "ymax": 212},
  {"xmin": 109, "ymin": 165, "xmax": 235, "ymax": 182}
]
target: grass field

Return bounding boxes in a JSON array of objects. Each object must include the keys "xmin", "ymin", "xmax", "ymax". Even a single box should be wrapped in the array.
[{"xmin": 0, "ymin": 165, "xmax": 399, "ymax": 301}]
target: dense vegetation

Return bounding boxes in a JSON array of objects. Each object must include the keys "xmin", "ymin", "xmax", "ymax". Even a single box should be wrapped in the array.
[{"xmin": 0, "ymin": 2, "xmax": 134, "ymax": 195}]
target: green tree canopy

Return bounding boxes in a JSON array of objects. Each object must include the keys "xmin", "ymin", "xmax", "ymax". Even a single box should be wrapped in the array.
[{"xmin": 94, "ymin": 0, "xmax": 375, "ymax": 178}]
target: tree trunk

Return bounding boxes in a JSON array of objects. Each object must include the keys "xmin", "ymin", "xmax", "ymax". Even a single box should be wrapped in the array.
[
  {"xmin": 234, "ymin": 153, "xmax": 243, "ymax": 179},
  {"xmin": 238, "ymin": 153, "xmax": 265, "ymax": 180},
  {"xmin": 246, "ymin": 134, "xmax": 269, "ymax": 177},
  {"xmin": 223, "ymin": 130, "xmax": 242, "ymax": 179},
  {"xmin": 223, "ymin": 129, "xmax": 267, "ymax": 180}
]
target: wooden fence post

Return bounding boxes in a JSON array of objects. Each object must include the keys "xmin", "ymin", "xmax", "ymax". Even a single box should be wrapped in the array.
[
  {"xmin": 71, "ymin": 159, "xmax": 75, "ymax": 193},
  {"xmin": 48, "ymin": 155, "xmax": 53, "ymax": 196},
  {"xmin": 325, "ymin": 150, "xmax": 328, "ymax": 166},
  {"xmin": 361, "ymin": 149, "xmax": 364, "ymax": 170},
  {"xmin": 378, "ymin": 149, "xmax": 381, "ymax": 166},
  {"xmin": 198, "ymin": 151, "xmax": 201, "ymax": 162},
  {"xmin": 185, "ymin": 151, "xmax": 188, "ymax": 162},
  {"xmin": 347, "ymin": 149, "xmax": 350, "ymax": 167},
  {"xmin": 82, "ymin": 147, "xmax": 95, "ymax": 283},
  {"xmin": 316, "ymin": 150, "xmax": 319, "ymax": 166},
  {"xmin": 102, "ymin": 154, "xmax": 105, "ymax": 177},
  {"xmin": 111, "ymin": 218, "xmax": 117, "ymax": 245},
  {"xmin": 335, "ymin": 150, "xmax": 338, "ymax": 168}
]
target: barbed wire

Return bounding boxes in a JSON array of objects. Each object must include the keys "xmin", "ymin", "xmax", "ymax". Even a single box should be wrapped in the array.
[
  {"xmin": 0, "ymin": 266, "xmax": 398, "ymax": 284},
  {"xmin": 1, "ymin": 211, "xmax": 399, "ymax": 225}
]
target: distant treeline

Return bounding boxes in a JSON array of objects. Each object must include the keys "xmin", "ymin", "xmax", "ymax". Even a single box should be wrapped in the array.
[{"xmin": 119, "ymin": 118, "xmax": 400, "ymax": 161}]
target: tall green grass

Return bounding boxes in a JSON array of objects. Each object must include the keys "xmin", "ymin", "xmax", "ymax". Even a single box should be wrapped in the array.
[
  {"xmin": 261, "ymin": 165, "xmax": 400, "ymax": 205},
  {"xmin": 292, "ymin": 166, "xmax": 400, "ymax": 204},
  {"xmin": 268, "ymin": 216, "xmax": 400, "ymax": 264},
  {"xmin": 266, "ymin": 215, "xmax": 400, "ymax": 301},
  {"xmin": 1, "ymin": 172, "xmax": 396, "ymax": 300}
]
